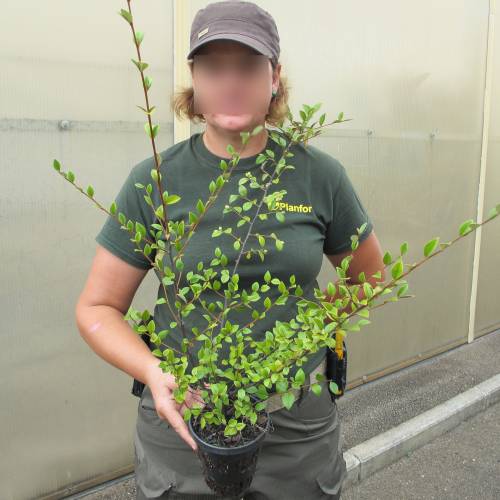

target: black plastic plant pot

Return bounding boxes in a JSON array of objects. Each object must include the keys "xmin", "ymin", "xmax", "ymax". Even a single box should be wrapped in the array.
[{"xmin": 188, "ymin": 412, "xmax": 271, "ymax": 498}]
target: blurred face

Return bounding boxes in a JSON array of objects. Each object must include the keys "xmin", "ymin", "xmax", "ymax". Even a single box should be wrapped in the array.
[{"xmin": 190, "ymin": 40, "xmax": 280, "ymax": 132}]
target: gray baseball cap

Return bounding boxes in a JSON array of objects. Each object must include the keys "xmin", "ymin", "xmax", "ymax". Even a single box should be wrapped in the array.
[{"xmin": 187, "ymin": 1, "xmax": 280, "ymax": 66}]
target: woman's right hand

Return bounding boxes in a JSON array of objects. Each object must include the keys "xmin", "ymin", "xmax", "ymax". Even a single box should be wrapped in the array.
[{"xmin": 144, "ymin": 360, "xmax": 206, "ymax": 452}]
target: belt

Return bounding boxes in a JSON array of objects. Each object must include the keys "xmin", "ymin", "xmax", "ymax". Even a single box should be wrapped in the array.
[{"xmin": 265, "ymin": 356, "xmax": 327, "ymax": 413}]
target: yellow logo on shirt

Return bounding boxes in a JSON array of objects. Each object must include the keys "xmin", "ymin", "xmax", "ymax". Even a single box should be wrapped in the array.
[{"xmin": 275, "ymin": 201, "xmax": 313, "ymax": 213}]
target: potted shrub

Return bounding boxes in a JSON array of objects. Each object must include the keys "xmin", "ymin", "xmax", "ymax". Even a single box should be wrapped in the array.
[{"xmin": 52, "ymin": 3, "xmax": 500, "ymax": 497}]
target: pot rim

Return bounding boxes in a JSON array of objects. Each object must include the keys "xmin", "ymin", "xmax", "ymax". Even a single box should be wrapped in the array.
[{"xmin": 188, "ymin": 410, "xmax": 271, "ymax": 454}]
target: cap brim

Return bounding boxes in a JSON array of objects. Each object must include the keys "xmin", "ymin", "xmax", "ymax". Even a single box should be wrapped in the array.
[{"xmin": 187, "ymin": 33, "xmax": 273, "ymax": 60}]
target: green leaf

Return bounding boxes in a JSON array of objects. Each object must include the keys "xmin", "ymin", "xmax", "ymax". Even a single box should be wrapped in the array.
[
  {"xmin": 53, "ymin": 159, "xmax": 61, "ymax": 171},
  {"xmin": 357, "ymin": 222, "xmax": 368, "ymax": 236},
  {"xmin": 397, "ymin": 283, "xmax": 409, "ymax": 297},
  {"xmin": 165, "ymin": 194, "xmax": 181, "ymax": 205},
  {"xmin": 252, "ymin": 125, "xmax": 264, "ymax": 136},
  {"xmin": 311, "ymin": 102, "xmax": 322, "ymax": 113},
  {"xmin": 119, "ymin": 9, "xmax": 132, "ymax": 23},
  {"xmin": 311, "ymin": 383, "xmax": 322, "ymax": 396},
  {"xmin": 329, "ymin": 381, "xmax": 341, "ymax": 395},
  {"xmin": 155, "ymin": 205, "xmax": 164, "ymax": 220},
  {"xmin": 256, "ymin": 153, "xmax": 267, "ymax": 165},
  {"xmin": 131, "ymin": 59, "xmax": 149, "ymax": 72},
  {"xmin": 144, "ymin": 123, "xmax": 159, "ymax": 138},
  {"xmin": 487, "ymin": 205, "xmax": 499, "ymax": 219},
  {"xmin": 240, "ymin": 131, "xmax": 250, "ymax": 145},
  {"xmin": 135, "ymin": 31, "xmax": 144, "ymax": 46},
  {"xmin": 459, "ymin": 219, "xmax": 474, "ymax": 236},
  {"xmin": 110, "ymin": 201, "xmax": 117, "ymax": 215},
  {"xmin": 383, "ymin": 251, "xmax": 393, "ymax": 265},
  {"xmin": 363, "ymin": 281, "xmax": 373, "ymax": 299},
  {"xmin": 275, "ymin": 239, "xmax": 284, "ymax": 251},
  {"xmin": 196, "ymin": 199, "xmax": 205, "ymax": 214},
  {"xmin": 391, "ymin": 258, "xmax": 404, "ymax": 280},
  {"xmin": 423, "ymin": 237, "xmax": 439, "ymax": 257},
  {"xmin": 264, "ymin": 270, "xmax": 271, "ymax": 283},
  {"xmin": 400, "ymin": 241, "xmax": 408, "ymax": 255},
  {"xmin": 188, "ymin": 211, "xmax": 198, "ymax": 225},
  {"xmin": 137, "ymin": 104, "xmax": 156, "ymax": 115},
  {"xmin": 233, "ymin": 240, "xmax": 241, "ymax": 251},
  {"xmin": 294, "ymin": 368, "xmax": 305, "ymax": 385},
  {"xmin": 281, "ymin": 392, "xmax": 296, "ymax": 410},
  {"xmin": 144, "ymin": 75, "xmax": 152, "ymax": 90},
  {"xmin": 86, "ymin": 185, "xmax": 94, "ymax": 197}
]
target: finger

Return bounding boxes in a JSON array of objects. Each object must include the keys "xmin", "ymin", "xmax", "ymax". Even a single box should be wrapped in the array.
[
  {"xmin": 164, "ymin": 408, "xmax": 198, "ymax": 451},
  {"xmin": 159, "ymin": 395, "xmax": 188, "ymax": 423}
]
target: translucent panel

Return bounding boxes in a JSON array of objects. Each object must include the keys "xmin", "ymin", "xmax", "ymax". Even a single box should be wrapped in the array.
[
  {"xmin": 475, "ymin": 8, "xmax": 500, "ymax": 337},
  {"xmin": 0, "ymin": 1, "xmax": 174, "ymax": 498}
]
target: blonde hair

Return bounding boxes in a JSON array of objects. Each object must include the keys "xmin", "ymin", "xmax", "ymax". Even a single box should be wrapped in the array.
[{"xmin": 171, "ymin": 61, "xmax": 290, "ymax": 127}]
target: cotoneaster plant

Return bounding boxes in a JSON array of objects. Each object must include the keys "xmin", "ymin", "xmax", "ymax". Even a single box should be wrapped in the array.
[{"xmin": 52, "ymin": 1, "xmax": 500, "ymax": 448}]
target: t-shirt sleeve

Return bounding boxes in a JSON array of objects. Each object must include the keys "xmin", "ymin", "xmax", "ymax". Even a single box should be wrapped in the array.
[
  {"xmin": 95, "ymin": 164, "xmax": 155, "ymax": 270},
  {"xmin": 323, "ymin": 164, "xmax": 374, "ymax": 255}
]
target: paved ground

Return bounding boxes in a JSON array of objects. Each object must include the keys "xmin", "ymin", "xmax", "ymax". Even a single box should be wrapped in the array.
[
  {"xmin": 342, "ymin": 400, "xmax": 500, "ymax": 500},
  {"xmin": 337, "ymin": 329, "xmax": 500, "ymax": 450},
  {"xmin": 69, "ymin": 477, "xmax": 136, "ymax": 500}
]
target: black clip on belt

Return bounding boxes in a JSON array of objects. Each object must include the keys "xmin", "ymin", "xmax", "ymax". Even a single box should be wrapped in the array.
[{"xmin": 325, "ymin": 340, "xmax": 347, "ymax": 402}]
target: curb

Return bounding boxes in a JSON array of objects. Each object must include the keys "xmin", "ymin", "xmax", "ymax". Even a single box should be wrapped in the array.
[{"xmin": 342, "ymin": 373, "xmax": 500, "ymax": 488}]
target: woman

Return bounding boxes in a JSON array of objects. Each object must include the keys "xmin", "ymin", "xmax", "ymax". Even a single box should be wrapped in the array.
[{"xmin": 76, "ymin": 1, "xmax": 385, "ymax": 499}]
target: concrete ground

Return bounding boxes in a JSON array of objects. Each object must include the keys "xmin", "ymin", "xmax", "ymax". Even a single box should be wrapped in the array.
[
  {"xmin": 68, "ymin": 477, "xmax": 136, "ymax": 500},
  {"xmin": 336, "ymin": 329, "xmax": 500, "ymax": 450},
  {"xmin": 342, "ymin": 400, "xmax": 500, "ymax": 500}
]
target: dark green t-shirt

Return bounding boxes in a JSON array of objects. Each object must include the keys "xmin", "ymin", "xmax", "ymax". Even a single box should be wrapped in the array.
[{"xmin": 95, "ymin": 129, "xmax": 373, "ymax": 378}]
